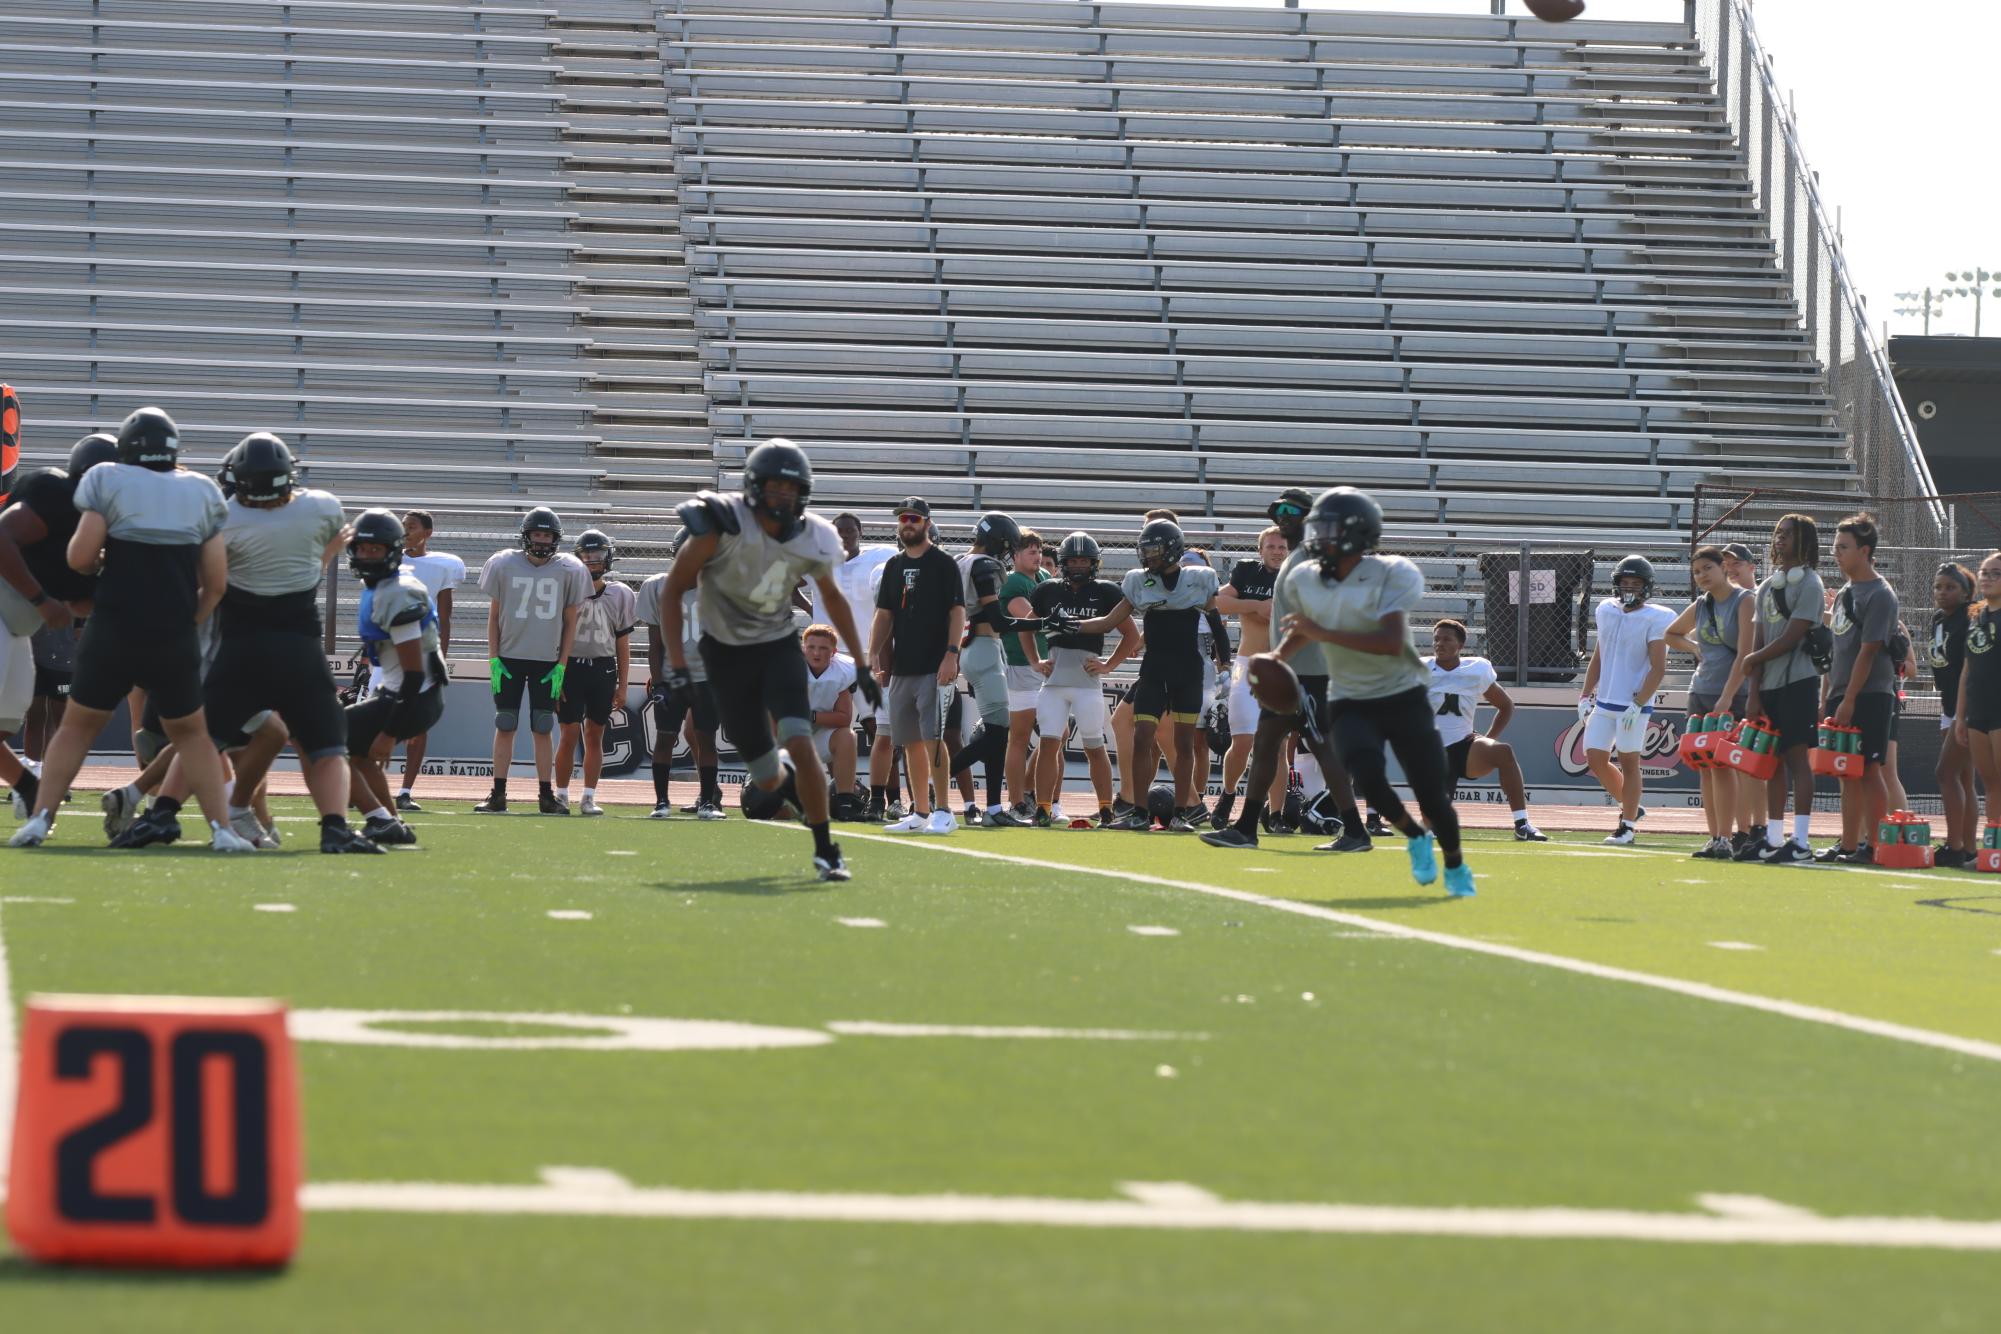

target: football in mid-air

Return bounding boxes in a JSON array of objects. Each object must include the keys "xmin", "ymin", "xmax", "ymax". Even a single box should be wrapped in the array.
[
  {"xmin": 1523, "ymin": 0, "xmax": 1586, "ymax": 20},
  {"xmin": 1245, "ymin": 653, "xmax": 1301, "ymax": 715}
]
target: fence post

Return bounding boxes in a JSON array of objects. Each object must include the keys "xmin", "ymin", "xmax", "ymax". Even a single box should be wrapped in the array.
[{"xmin": 1516, "ymin": 539, "xmax": 1531, "ymax": 688}]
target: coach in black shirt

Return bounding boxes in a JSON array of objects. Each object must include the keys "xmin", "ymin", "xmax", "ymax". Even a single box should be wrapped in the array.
[{"xmin": 870, "ymin": 498, "xmax": 964, "ymax": 830}]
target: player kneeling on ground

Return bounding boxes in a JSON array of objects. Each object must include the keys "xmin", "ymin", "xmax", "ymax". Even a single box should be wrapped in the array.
[
  {"xmin": 1271, "ymin": 487, "xmax": 1475, "ymax": 897},
  {"xmin": 345, "ymin": 509, "xmax": 447, "ymax": 840},
  {"xmin": 1425, "ymin": 619, "xmax": 1545, "ymax": 842},
  {"xmin": 553, "ymin": 529, "xmax": 636, "ymax": 817},
  {"xmin": 1579, "ymin": 556, "xmax": 1672, "ymax": 846},
  {"xmin": 802, "ymin": 624, "xmax": 860, "ymax": 814},
  {"xmin": 661, "ymin": 441, "xmax": 881, "ymax": 881}
]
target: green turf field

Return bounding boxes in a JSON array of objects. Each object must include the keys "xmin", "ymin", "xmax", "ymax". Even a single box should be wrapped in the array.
[{"xmin": 6, "ymin": 803, "xmax": 2001, "ymax": 1331}]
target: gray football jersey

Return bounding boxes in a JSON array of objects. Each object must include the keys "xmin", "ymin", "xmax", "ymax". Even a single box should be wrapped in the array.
[
  {"xmin": 1277, "ymin": 552, "xmax": 1427, "ymax": 702},
  {"xmin": 573, "ymin": 579, "xmax": 639, "ymax": 660},
  {"xmin": 74, "ymin": 463, "xmax": 226, "ymax": 545},
  {"xmin": 221, "ymin": 489, "xmax": 345, "ymax": 597},
  {"xmin": 636, "ymin": 571, "xmax": 706, "ymax": 682},
  {"xmin": 480, "ymin": 549, "xmax": 593, "ymax": 661},
  {"xmin": 1120, "ymin": 563, "xmax": 1220, "ymax": 613},
  {"xmin": 363, "ymin": 572, "xmax": 441, "ymax": 694},
  {"xmin": 697, "ymin": 496, "xmax": 841, "ymax": 647}
]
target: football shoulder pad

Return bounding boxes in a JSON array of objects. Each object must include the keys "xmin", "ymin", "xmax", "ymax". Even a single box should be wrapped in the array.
[{"xmin": 676, "ymin": 491, "xmax": 741, "ymax": 538}]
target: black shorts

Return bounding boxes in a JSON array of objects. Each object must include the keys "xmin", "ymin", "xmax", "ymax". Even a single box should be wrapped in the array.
[
  {"xmin": 32, "ymin": 666, "xmax": 70, "ymax": 701},
  {"xmin": 650, "ymin": 677, "xmax": 720, "ymax": 748},
  {"xmin": 697, "ymin": 631, "xmax": 811, "ymax": 766},
  {"xmin": 203, "ymin": 629, "xmax": 346, "ymax": 759},
  {"xmin": 347, "ymin": 686, "xmax": 445, "ymax": 759},
  {"xmin": 1687, "ymin": 687, "xmax": 1749, "ymax": 720},
  {"xmin": 1293, "ymin": 672, "xmax": 1332, "ymax": 743},
  {"xmin": 557, "ymin": 656, "xmax": 619, "ymax": 726},
  {"xmin": 1760, "ymin": 677, "xmax": 1820, "ymax": 753},
  {"xmin": 1824, "ymin": 691, "xmax": 1896, "ymax": 765},
  {"xmin": 495, "ymin": 656, "xmax": 557, "ymax": 726},
  {"xmin": 71, "ymin": 616, "xmax": 204, "ymax": 719},
  {"xmin": 1445, "ymin": 735, "xmax": 1475, "ymax": 785},
  {"xmin": 1327, "ymin": 685, "xmax": 1457, "ymax": 815},
  {"xmin": 1130, "ymin": 651, "xmax": 1204, "ymax": 723}
]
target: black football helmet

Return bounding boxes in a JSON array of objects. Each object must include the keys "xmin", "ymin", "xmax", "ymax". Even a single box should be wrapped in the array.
[
  {"xmin": 216, "ymin": 440, "xmax": 245, "ymax": 500},
  {"xmin": 1058, "ymin": 531, "xmax": 1100, "ymax": 586},
  {"xmin": 743, "ymin": 439, "xmax": 812, "ymax": 540},
  {"xmin": 521, "ymin": 506, "xmax": 562, "ymax": 559},
  {"xmin": 65, "ymin": 432, "xmax": 118, "ymax": 482},
  {"xmin": 972, "ymin": 511, "xmax": 1021, "ymax": 561},
  {"xmin": 1613, "ymin": 554, "xmax": 1655, "ymax": 607},
  {"xmin": 575, "ymin": 528, "xmax": 615, "ymax": 576},
  {"xmin": 1303, "ymin": 487, "xmax": 1384, "ymax": 566},
  {"xmin": 347, "ymin": 508, "xmax": 406, "ymax": 585},
  {"xmin": 1136, "ymin": 519, "xmax": 1185, "ymax": 573},
  {"xmin": 232, "ymin": 432, "xmax": 296, "ymax": 504},
  {"xmin": 116, "ymin": 406, "xmax": 180, "ymax": 472}
]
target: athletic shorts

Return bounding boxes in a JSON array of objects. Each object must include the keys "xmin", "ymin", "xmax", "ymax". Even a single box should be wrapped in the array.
[
  {"xmin": 557, "ymin": 656, "xmax": 619, "ymax": 726},
  {"xmin": 1129, "ymin": 651, "xmax": 1204, "ymax": 724},
  {"xmin": 203, "ymin": 628, "xmax": 346, "ymax": 760},
  {"xmin": 1824, "ymin": 691, "xmax": 1895, "ymax": 765},
  {"xmin": 0, "ymin": 631, "xmax": 31, "ymax": 730},
  {"xmin": 346, "ymin": 686, "xmax": 445, "ymax": 759},
  {"xmin": 1761, "ymin": 677, "xmax": 1821, "ymax": 753},
  {"xmin": 1582, "ymin": 701, "xmax": 1647, "ymax": 756},
  {"xmin": 698, "ymin": 631, "xmax": 812, "ymax": 766},
  {"xmin": 71, "ymin": 616, "xmax": 204, "ymax": 719},
  {"xmin": 1687, "ymin": 687, "xmax": 1749, "ymax": 720},
  {"xmin": 1327, "ymin": 685, "xmax": 1455, "ymax": 808},
  {"xmin": 32, "ymin": 665, "xmax": 70, "ymax": 701},
  {"xmin": 650, "ymin": 677, "xmax": 719, "ymax": 747},
  {"xmin": 494, "ymin": 656, "xmax": 558, "ymax": 728},
  {"xmin": 1293, "ymin": 673, "xmax": 1331, "ymax": 743},
  {"xmin": 1005, "ymin": 663, "xmax": 1044, "ymax": 714},
  {"xmin": 886, "ymin": 672, "xmax": 943, "ymax": 746},
  {"xmin": 1445, "ymin": 735, "xmax": 1475, "ymax": 786},
  {"xmin": 1227, "ymin": 657, "xmax": 1261, "ymax": 736},
  {"xmin": 1037, "ymin": 682, "xmax": 1108, "ymax": 748}
]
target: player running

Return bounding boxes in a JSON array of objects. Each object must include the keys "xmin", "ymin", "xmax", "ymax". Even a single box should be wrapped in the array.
[
  {"xmin": 343, "ymin": 509, "xmax": 449, "ymax": 836},
  {"xmin": 1424, "ymin": 619, "xmax": 1545, "ymax": 841},
  {"xmin": 553, "ymin": 529, "xmax": 637, "ymax": 817},
  {"xmin": 476, "ymin": 508, "xmax": 592, "ymax": 815},
  {"xmin": 1026, "ymin": 532, "xmax": 1141, "ymax": 826},
  {"xmin": 1273, "ymin": 487, "xmax": 1474, "ymax": 897},
  {"xmin": 1578, "ymin": 555, "xmax": 1673, "ymax": 846},
  {"xmin": 661, "ymin": 441, "xmax": 881, "ymax": 881}
]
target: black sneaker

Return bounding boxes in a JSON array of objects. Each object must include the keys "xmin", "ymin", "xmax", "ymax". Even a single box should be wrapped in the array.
[
  {"xmin": 474, "ymin": 790, "xmax": 508, "ymax": 814},
  {"xmin": 395, "ymin": 793, "xmax": 423, "ymax": 813},
  {"xmin": 1764, "ymin": 840, "xmax": 1815, "ymax": 865},
  {"xmin": 1032, "ymin": 806, "xmax": 1054, "ymax": 828},
  {"xmin": 363, "ymin": 815, "xmax": 418, "ymax": 846},
  {"xmin": 109, "ymin": 808, "xmax": 181, "ymax": 849},
  {"xmin": 1199, "ymin": 826, "xmax": 1257, "ymax": 849},
  {"xmin": 1111, "ymin": 798, "xmax": 1137, "ymax": 820},
  {"xmin": 1167, "ymin": 807, "xmax": 1202, "ymax": 833},
  {"xmin": 962, "ymin": 804, "xmax": 983, "ymax": 827},
  {"xmin": 1185, "ymin": 802, "xmax": 1211, "ymax": 827},
  {"xmin": 814, "ymin": 847, "xmax": 851, "ymax": 882},
  {"xmin": 322, "ymin": 824, "xmax": 387, "ymax": 854},
  {"xmin": 1837, "ymin": 845, "xmax": 1875, "ymax": 865},
  {"xmin": 1365, "ymin": 813, "xmax": 1391, "ymax": 838},
  {"xmin": 1107, "ymin": 808, "xmax": 1151, "ymax": 831},
  {"xmin": 1210, "ymin": 795, "xmax": 1236, "ymax": 831},
  {"xmin": 1813, "ymin": 845, "xmax": 1847, "ymax": 863},
  {"xmin": 1315, "ymin": 833, "xmax": 1374, "ymax": 853},
  {"xmin": 986, "ymin": 806, "xmax": 1032, "ymax": 828},
  {"xmin": 1936, "ymin": 847, "xmax": 1968, "ymax": 869},
  {"xmin": 540, "ymin": 790, "xmax": 569, "ymax": 816},
  {"xmin": 1733, "ymin": 837, "xmax": 1771, "ymax": 863}
]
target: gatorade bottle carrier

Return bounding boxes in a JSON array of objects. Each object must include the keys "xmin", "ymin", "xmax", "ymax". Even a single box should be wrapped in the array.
[
  {"xmin": 1677, "ymin": 712, "xmax": 1731, "ymax": 772},
  {"xmin": 1719, "ymin": 716, "xmax": 1780, "ymax": 783},
  {"xmin": 1979, "ymin": 826, "xmax": 2001, "ymax": 874},
  {"xmin": 5, "ymin": 995, "xmax": 302, "ymax": 1268},
  {"xmin": 1874, "ymin": 811, "xmax": 1933, "ymax": 870},
  {"xmin": 1809, "ymin": 718, "xmax": 1867, "ymax": 781}
]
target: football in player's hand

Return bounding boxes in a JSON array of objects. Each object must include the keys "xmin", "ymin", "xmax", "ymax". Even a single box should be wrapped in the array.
[
  {"xmin": 1523, "ymin": 0, "xmax": 1586, "ymax": 19},
  {"xmin": 1245, "ymin": 653, "xmax": 1301, "ymax": 715}
]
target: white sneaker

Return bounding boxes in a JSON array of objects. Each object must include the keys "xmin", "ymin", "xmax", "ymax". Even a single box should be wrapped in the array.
[
  {"xmin": 1603, "ymin": 823, "xmax": 1637, "ymax": 846},
  {"xmin": 101, "ymin": 785, "xmax": 141, "ymax": 838},
  {"xmin": 231, "ymin": 810, "xmax": 278, "ymax": 850},
  {"xmin": 1049, "ymin": 803, "xmax": 1066, "ymax": 824},
  {"xmin": 210, "ymin": 822, "xmax": 257, "ymax": 853},
  {"xmin": 883, "ymin": 812, "xmax": 927, "ymax": 832},
  {"xmin": 696, "ymin": 800, "xmax": 727, "ymax": 821},
  {"xmin": 649, "ymin": 802, "xmax": 671, "ymax": 819},
  {"xmin": 580, "ymin": 795, "xmax": 603, "ymax": 817},
  {"xmin": 9, "ymin": 812, "xmax": 52, "ymax": 847},
  {"xmin": 925, "ymin": 809, "xmax": 958, "ymax": 835}
]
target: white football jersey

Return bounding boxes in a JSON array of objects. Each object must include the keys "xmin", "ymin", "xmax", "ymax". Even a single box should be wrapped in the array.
[
  {"xmin": 807, "ymin": 651, "xmax": 857, "ymax": 715},
  {"xmin": 1592, "ymin": 599, "xmax": 1675, "ymax": 708},
  {"xmin": 1424, "ymin": 655, "xmax": 1498, "ymax": 747}
]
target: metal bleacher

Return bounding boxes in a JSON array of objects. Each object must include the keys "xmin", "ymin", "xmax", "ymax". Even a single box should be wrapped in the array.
[{"xmin": 662, "ymin": 0, "xmax": 1861, "ymax": 555}]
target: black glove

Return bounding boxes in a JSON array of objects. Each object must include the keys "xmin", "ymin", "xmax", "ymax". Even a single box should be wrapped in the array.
[
  {"xmin": 665, "ymin": 665, "xmax": 699, "ymax": 709},
  {"xmin": 855, "ymin": 668, "xmax": 883, "ymax": 711},
  {"xmin": 1039, "ymin": 610, "xmax": 1077, "ymax": 637},
  {"xmin": 646, "ymin": 679, "xmax": 671, "ymax": 708}
]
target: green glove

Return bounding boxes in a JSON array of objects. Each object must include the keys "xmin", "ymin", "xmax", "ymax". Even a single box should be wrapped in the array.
[
  {"xmin": 489, "ymin": 656, "xmax": 510, "ymax": 693},
  {"xmin": 543, "ymin": 662, "xmax": 566, "ymax": 698}
]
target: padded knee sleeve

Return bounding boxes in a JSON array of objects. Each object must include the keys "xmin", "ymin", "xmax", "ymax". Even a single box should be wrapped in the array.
[
  {"xmin": 494, "ymin": 710, "xmax": 520, "ymax": 733},
  {"xmin": 529, "ymin": 709, "xmax": 556, "ymax": 736},
  {"xmin": 746, "ymin": 747, "xmax": 783, "ymax": 786},
  {"xmin": 0, "ymin": 714, "xmax": 21, "ymax": 738},
  {"xmin": 775, "ymin": 716, "xmax": 815, "ymax": 744},
  {"xmin": 134, "ymin": 728, "xmax": 168, "ymax": 766}
]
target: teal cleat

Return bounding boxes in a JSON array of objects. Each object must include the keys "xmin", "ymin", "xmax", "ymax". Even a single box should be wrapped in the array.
[
  {"xmin": 1405, "ymin": 832, "xmax": 1438, "ymax": 887},
  {"xmin": 1444, "ymin": 863, "xmax": 1476, "ymax": 898}
]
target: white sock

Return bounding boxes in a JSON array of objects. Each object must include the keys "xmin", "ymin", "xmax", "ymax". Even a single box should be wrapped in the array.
[
  {"xmin": 557, "ymin": 788, "xmax": 570, "ymax": 802},
  {"xmin": 119, "ymin": 783, "xmax": 141, "ymax": 805},
  {"xmin": 987, "ymin": 803, "xmax": 1005, "ymax": 815},
  {"xmin": 398, "ymin": 784, "xmax": 414, "ymax": 796},
  {"xmin": 1793, "ymin": 814, "xmax": 1812, "ymax": 844},
  {"xmin": 1295, "ymin": 753, "xmax": 1325, "ymax": 801},
  {"xmin": 1511, "ymin": 809, "xmax": 1529, "ymax": 823},
  {"xmin": 1767, "ymin": 824, "xmax": 1786, "ymax": 848},
  {"xmin": 582, "ymin": 787, "xmax": 595, "ymax": 801},
  {"xmin": 223, "ymin": 780, "xmax": 237, "ymax": 806},
  {"xmin": 365, "ymin": 806, "xmax": 391, "ymax": 823},
  {"xmin": 228, "ymin": 804, "xmax": 253, "ymax": 822}
]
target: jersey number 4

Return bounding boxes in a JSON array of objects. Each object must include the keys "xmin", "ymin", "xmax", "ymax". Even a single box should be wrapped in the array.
[{"xmin": 747, "ymin": 564, "xmax": 793, "ymax": 614}]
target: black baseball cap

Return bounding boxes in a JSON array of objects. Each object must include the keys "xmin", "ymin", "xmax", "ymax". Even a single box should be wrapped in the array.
[
  {"xmin": 1720, "ymin": 542, "xmax": 1757, "ymax": 565},
  {"xmin": 895, "ymin": 497, "xmax": 931, "ymax": 519},
  {"xmin": 1268, "ymin": 488, "xmax": 1314, "ymax": 520}
]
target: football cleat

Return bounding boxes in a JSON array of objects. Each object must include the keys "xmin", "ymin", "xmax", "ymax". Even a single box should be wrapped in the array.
[
  {"xmin": 9, "ymin": 787, "xmax": 26, "ymax": 821},
  {"xmin": 1603, "ymin": 824, "xmax": 1637, "ymax": 846},
  {"xmin": 230, "ymin": 810, "xmax": 278, "ymax": 850},
  {"xmin": 1514, "ymin": 823, "xmax": 1550, "ymax": 843},
  {"xmin": 1032, "ymin": 806, "xmax": 1054, "ymax": 828},
  {"xmin": 1210, "ymin": 795, "xmax": 1236, "ymax": 831},
  {"xmin": 1443, "ymin": 864, "xmax": 1477, "ymax": 898},
  {"xmin": 1365, "ymin": 812, "xmax": 1391, "ymax": 839},
  {"xmin": 1199, "ymin": 827, "xmax": 1257, "ymax": 849},
  {"xmin": 696, "ymin": 800, "xmax": 727, "ymax": 821},
  {"xmin": 883, "ymin": 812, "xmax": 927, "ymax": 833},
  {"xmin": 814, "ymin": 848, "xmax": 852, "ymax": 882},
  {"xmin": 1761, "ymin": 840, "xmax": 1815, "ymax": 865},
  {"xmin": 961, "ymin": 804, "xmax": 982, "ymax": 827},
  {"xmin": 985, "ymin": 806, "xmax": 1032, "ymax": 828},
  {"xmin": 680, "ymin": 800, "xmax": 702, "ymax": 815},
  {"xmin": 100, "ymin": 785, "xmax": 142, "ymax": 839},
  {"xmin": 580, "ymin": 796, "xmax": 604, "ymax": 817},
  {"xmin": 363, "ymin": 815, "xmax": 418, "ymax": 846},
  {"xmin": 925, "ymin": 809, "xmax": 958, "ymax": 835},
  {"xmin": 111, "ymin": 809, "xmax": 181, "ymax": 849},
  {"xmin": 1167, "ymin": 808, "xmax": 1200, "ymax": 833},
  {"xmin": 9, "ymin": 812, "xmax": 52, "ymax": 847},
  {"xmin": 540, "ymin": 791, "xmax": 569, "ymax": 816},
  {"xmin": 1315, "ymin": 834, "xmax": 1374, "ymax": 853},
  {"xmin": 883, "ymin": 800, "xmax": 906, "ymax": 822},
  {"xmin": 1405, "ymin": 832, "xmax": 1439, "ymax": 887},
  {"xmin": 322, "ymin": 824, "xmax": 387, "ymax": 855},
  {"xmin": 210, "ymin": 823, "xmax": 256, "ymax": 853},
  {"xmin": 474, "ymin": 791, "xmax": 508, "ymax": 814},
  {"xmin": 649, "ymin": 802, "xmax": 672, "ymax": 819},
  {"xmin": 1107, "ymin": 808, "xmax": 1151, "ymax": 832},
  {"xmin": 395, "ymin": 793, "xmax": 424, "ymax": 813}
]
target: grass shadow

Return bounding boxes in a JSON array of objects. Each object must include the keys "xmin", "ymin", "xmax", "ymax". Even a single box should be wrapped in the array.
[
  {"xmin": 0, "ymin": 1255, "xmax": 289, "ymax": 1286},
  {"xmin": 1299, "ymin": 894, "xmax": 1457, "ymax": 912},
  {"xmin": 653, "ymin": 877, "xmax": 832, "ymax": 898}
]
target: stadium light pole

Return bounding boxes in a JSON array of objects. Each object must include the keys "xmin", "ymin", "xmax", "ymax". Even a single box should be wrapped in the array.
[
  {"xmin": 1943, "ymin": 270, "xmax": 2001, "ymax": 337},
  {"xmin": 1895, "ymin": 289, "xmax": 1944, "ymax": 335}
]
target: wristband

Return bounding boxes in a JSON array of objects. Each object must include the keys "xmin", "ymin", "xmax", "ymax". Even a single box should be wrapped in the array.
[{"xmin": 27, "ymin": 589, "xmax": 47, "ymax": 606}]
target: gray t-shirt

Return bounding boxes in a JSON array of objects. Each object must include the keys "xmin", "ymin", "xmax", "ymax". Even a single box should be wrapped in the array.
[
  {"xmin": 1267, "ymin": 546, "xmax": 1326, "ymax": 678},
  {"xmin": 1753, "ymin": 566, "xmax": 1826, "ymax": 690},
  {"xmin": 572, "ymin": 579, "xmax": 639, "ymax": 660},
  {"xmin": 1828, "ymin": 575, "xmax": 1900, "ymax": 699},
  {"xmin": 73, "ymin": 463, "xmax": 227, "ymax": 546},
  {"xmin": 1689, "ymin": 587, "xmax": 1748, "ymax": 699},
  {"xmin": 221, "ymin": 489, "xmax": 345, "ymax": 597},
  {"xmin": 697, "ymin": 495, "xmax": 841, "ymax": 648},
  {"xmin": 1275, "ymin": 552, "xmax": 1427, "ymax": 702},
  {"xmin": 480, "ymin": 549, "xmax": 592, "ymax": 662},
  {"xmin": 636, "ymin": 570, "xmax": 705, "ymax": 683}
]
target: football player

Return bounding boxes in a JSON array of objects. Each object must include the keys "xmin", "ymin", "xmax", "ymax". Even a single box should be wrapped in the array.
[
  {"xmin": 661, "ymin": 441, "xmax": 881, "ymax": 880},
  {"xmin": 802, "ymin": 624, "xmax": 859, "ymax": 804},
  {"xmin": 1273, "ymin": 487, "xmax": 1474, "ymax": 896},
  {"xmin": 638, "ymin": 533, "xmax": 726, "ymax": 820},
  {"xmin": 1579, "ymin": 555, "xmax": 1673, "ymax": 845},
  {"xmin": 389, "ymin": 509, "xmax": 465, "ymax": 812},
  {"xmin": 1212, "ymin": 524, "xmax": 1289, "ymax": 830},
  {"xmin": 0, "ymin": 432, "xmax": 117, "ymax": 819},
  {"xmin": 476, "ymin": 507, "xmax": 591, "ymax": 814},
  {"xmin": 1027, "ymin": 532, "xmax": 1140, "ymax": 825},
  {"xmin": 343, "ymin": 509, "xmax": 448, "ymax": 831},
  {"xmin": 998, "ymin": 527, "xmax": 1048, "ymax": 814},
  {"xmin": 553, "ymin": 529, "xmax": 636, "ymax": 817},
  {"xmin": 12, "ymin": 408, "xmax": 252, "ymax": 850},
  {"xmin": 952, "ymin": 512, "xmax": 1055, "ymax": 827},
  {"xmin": 1426, "ymin": 619, "xmax": 1545, "ymax": 841}
]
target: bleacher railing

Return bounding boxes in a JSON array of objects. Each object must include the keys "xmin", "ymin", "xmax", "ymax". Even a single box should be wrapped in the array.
[{"xmin": 1688, "ymin": 0, "xmax": 1944, "ymax": 554}]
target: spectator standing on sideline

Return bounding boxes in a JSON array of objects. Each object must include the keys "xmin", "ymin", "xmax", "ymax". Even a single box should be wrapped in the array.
[
  {"xmin": 872, "ymin": 498, "xmax": 965, "ymax": 834},
  {"xmin": 810, "ymin": 511, "xmax": 895, "ymax": 633},
  {"xmin": 1666, "ymin": 545, "xmax": 1755, "ymax": 859},
  {"xmin": 999, "ymin": 528, "xmax": 1048, "ymax": 813},
  {"xmin": 1930, "ymin": 562, "xmax": 1977, "ymax": 866},
  {"xmin": 1740, "ymin": 514, "xmax": 1827, "ymax": 865},
  {"xmin": 1816, "ymin": 514, "xmax": 1899, "ymax": 863},
  {"xmin": 388, "ymin": 508, "xmax": 465, "ymax": 811}
]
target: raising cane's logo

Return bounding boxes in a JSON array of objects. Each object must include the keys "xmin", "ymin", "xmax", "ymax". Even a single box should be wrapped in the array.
[{"xmin": 1555, "ymin": 715, "xmax": 1685, "ymax": 780}]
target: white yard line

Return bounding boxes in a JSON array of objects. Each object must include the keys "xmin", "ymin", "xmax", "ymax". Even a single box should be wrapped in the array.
[
  {"xmin": 836, "ymin": 917, "xmax": 887, "ymax": 929},
  {"xmin": 826, "ymin": 1021, "xmax": 1204, "ymax": 1041},
  {"xmin": 811, "ymin": 828, "xmax": 2001, "ymax": 1067},
  {"xmin": 1126, "ymin": 925, "xmax": 1179, "ymax": 937}
]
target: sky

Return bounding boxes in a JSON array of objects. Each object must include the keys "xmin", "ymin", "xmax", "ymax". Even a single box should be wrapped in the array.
[{"xmin": 1190, "ymin": 0, "xmax": 1998, "ymax": 341}]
